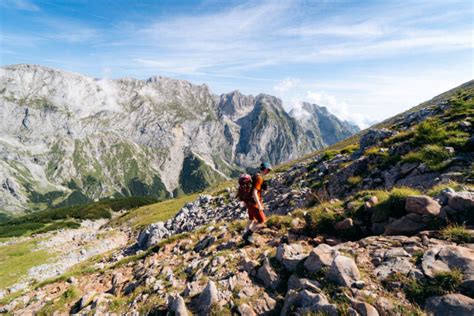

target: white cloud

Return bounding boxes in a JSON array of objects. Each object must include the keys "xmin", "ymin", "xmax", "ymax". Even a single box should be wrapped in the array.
[
  {"xmin": 305, "ymin": 91, "xmax": 374, "ymax": 128},
  {"xmin": 273, "ymin": 78, "xmax": 300, "ymax": 93}
]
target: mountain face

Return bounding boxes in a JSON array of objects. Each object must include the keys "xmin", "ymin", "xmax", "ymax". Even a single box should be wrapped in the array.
[{"xmin": 0, "ymin": 64, "xmax": 359, "ymax": 213}]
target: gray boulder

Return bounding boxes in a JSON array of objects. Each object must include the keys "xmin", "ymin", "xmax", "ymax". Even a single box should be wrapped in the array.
[
  {"xmin": 422, "ymin": 245, "xmax": 474, "ymax": 279},
  {"xmin": 276, "ymin": 243, "xmax": 307, "ymax": 271},
  {"xmin": 384, "ymin": 213, "xmax": 427, "ymax": 236},
  {"xmin": 425, "ymin": 294, "xmax": 474, "ymax": 316},
  {"xmin": 358, "ymin": 129, "xmax": 395, "ymax": 153},
  {"xmin": 287, "ymin": 274, "xmax": 322, "ymax": 293},
  {"xmin": 304, "ymin": 244, "xmax": 339, "ymax": 273},
  {"xmin": 137, "ymin": 222, "xmax": 170, "ymax": 249},
  {"xmin": 350, "ymin": 298, "xmax": 380, "ymax": 316},
  {"xmin": 327, "ymin": 255, "xmax": 361, "ymax": 287},
  {"xmin": 448, "ymin": 191, "xmax": 474, "ymax": 211},
  {"xmin": 257, "ymin": 258, "xmax": 279, "ymax": 290},
  {"xmin": 405, "ymin": 195, "xmax": 441, "ymax": 216},
  {"xmin": 280, "ymin": 290, "xmax": 338, "ymax": 316},
  {"xmin": 237, "ymin": 303, "xmax": 256, "ymax": 316},
  {"xmin": 197, "ymin": 280, "xmax": 218, "ymax": 314},
  {"xmin": 168, "ymin": 294, "xmax": 188, "ymax": 316}
]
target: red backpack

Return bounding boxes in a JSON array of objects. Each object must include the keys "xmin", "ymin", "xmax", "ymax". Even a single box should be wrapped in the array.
[{"xmin": 237, "ymin": 174, "xmax": 254, "ymax": 203}]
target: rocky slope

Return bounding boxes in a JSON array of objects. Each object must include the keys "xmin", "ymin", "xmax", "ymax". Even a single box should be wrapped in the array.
[
  {"xmin": 0, "ymin": 64, "xmax": 358, "ymax": 213},
  {"xmin": 0, "ymin": 80, "xmax": 472, "ymax": 315}
]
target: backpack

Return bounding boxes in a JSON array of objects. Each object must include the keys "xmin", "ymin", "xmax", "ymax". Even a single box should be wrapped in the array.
[{"xmin": 237, "ymin": 173, "xmax": 254, "ymax": 203}]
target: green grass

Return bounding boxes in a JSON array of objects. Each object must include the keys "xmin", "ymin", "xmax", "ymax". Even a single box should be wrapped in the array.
[
  {"xmin": 402, "ymin": 144, "xmax": 453, "ymax": 171},
  {"xmin": 441, "ymin": 224, "xmax": 474, "ymax": 244},
  {"xmin": 304, "ymin": 201, "xmax": 343, "ymax": 236},
  {"xmin": 371, "ymin": 187, "xmax": 421, "ymax": 223},
  {"xmin": 0, "ymin": 240, "xmax": 53, "ymax": 289},
  {"xmin": 413, "ymin": 119, "xmax": 448, "ymax": 145}
]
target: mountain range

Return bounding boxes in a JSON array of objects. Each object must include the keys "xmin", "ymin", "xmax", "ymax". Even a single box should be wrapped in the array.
[{"xmin": 0, "ymin": 64, "xmax": 358, "ymax": 213}]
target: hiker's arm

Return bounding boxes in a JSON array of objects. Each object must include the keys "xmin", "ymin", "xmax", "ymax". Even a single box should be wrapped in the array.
[{"xmin": 253, "ymin": 189, "xmax": 263, "ymax": 211}]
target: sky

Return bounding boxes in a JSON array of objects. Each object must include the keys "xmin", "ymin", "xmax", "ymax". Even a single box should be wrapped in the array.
[{"xmin": 1, "ymin": 0, "xmax": 473, "ymax": 127}]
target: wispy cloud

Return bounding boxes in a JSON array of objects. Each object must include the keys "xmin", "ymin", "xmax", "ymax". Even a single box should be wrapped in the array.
[{"xmin": 1, "ymin": 0, "xmax": 40, "ymax": 12}]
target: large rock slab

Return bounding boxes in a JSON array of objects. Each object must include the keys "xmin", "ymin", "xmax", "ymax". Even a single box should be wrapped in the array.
[
  {"xmin": 384, "ymin": 213, "xmax": 427, "ymax": 236},
  {"xmin": 448, "ymin": 191, "xmax": 474, "ymax": 211},
  {"xmin": 422, "ymin": 245, "xmax": 474, "ymax": 279},
  {"xmin": 425, "ymin": 294, "xmax": 474, "ymax": 316},
  {"xmin": 304, "ymin": 244, "xmax": 339, "ymax": 273},
  {"xmin": 327, "ymin": 255, "xmax": 361, "ymax": 287},
  {"xmin": 405, "ymin": 195, "xmax": 441, "ymax": 216},
  {"xmin": 276, "ymin": 243, "xmax": 307, "ymax": 271}
]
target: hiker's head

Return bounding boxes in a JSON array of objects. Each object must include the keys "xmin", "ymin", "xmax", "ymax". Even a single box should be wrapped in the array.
[{"xmin": 260, "ymin": 162, "xmax": 272, "ymax": 174}]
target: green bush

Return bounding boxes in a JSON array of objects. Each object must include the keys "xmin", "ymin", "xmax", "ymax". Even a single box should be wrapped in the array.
[
  {"xmin": 441, "ymin": 224, "xmax": 474, "ymax": 244},
  {"xmin": 414, "ymin": 120, "xmax": 447, "ymax": 145},
  {"xmin": 402, "ymin": 145, "xmax": 453, "ymax": 171},
  {"xmin": 404, "ymin": 270, "xmax": 463, "ymax": 305}
]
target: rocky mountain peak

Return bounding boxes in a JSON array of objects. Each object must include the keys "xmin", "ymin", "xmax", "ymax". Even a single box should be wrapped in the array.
[{"xmin": 0, "ymin": 64, "xmax": 359, "ymax": 213}]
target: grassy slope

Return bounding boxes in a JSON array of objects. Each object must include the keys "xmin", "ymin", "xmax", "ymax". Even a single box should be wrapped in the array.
[
  {"xmin": 0, "ymin": 239, "xmax": 53, "ymax": 289},
  {"xmin": 110, "ymin": 180, "xmax": 234, "ymax": 229}
]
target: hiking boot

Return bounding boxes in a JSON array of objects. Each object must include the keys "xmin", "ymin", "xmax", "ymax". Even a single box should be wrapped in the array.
[{"xmin": 242, "ymin": 230, "xmax": 254, "ymax": 244}]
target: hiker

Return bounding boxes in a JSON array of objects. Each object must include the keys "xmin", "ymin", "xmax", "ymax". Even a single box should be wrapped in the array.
[{"xmin": 238, "ymin": 162, "xmax": 272, "ymax": 244}]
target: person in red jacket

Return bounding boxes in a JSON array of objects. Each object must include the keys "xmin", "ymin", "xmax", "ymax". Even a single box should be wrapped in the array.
[{"xmin": 242, "ymin": 162, "xmax": 271, "ymax": 244}]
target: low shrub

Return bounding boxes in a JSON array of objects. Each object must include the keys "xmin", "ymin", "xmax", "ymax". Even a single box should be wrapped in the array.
[
  {"xmin": 402, "ymin": 144, "xmax": 453, "ymax": 171},
  {"xmin": 413, "ymin": 120, "xmax": 448, "ymax": 145},
  {"xmin": 404, "ymin": 270, "xmax": 463, "ymax": 305}
]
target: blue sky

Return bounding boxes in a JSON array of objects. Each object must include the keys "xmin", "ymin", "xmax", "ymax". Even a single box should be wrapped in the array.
[{"xmin": 1, "ymin": 0, "xmax": 472, "ymax": 127}]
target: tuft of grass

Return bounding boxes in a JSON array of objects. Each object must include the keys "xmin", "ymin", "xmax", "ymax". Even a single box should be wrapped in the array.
[
  {"xmin": 347, "ymin": 176, "xmax": 363, "ymax": 186},
  {"xmin": 371, "ymin": 187, "xmax": 421, "ymax": 223},
  {"xmin": 441, "ymin": 224, "xmax": 474, "ymax": 244},
  {"xmin": 322, "ymin": 150, "xmax": 339, "ymax": 161},
  {"xmin": 404, "ymin": 270, "xmax": 463, "ymax": 305},
  {"xmin": 426, "ymin": 181, "xmax": 472, "ymax": 197},
  {"xmin": 304, "ymin": 201, "xmax": 343, "ymax": 236}
]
